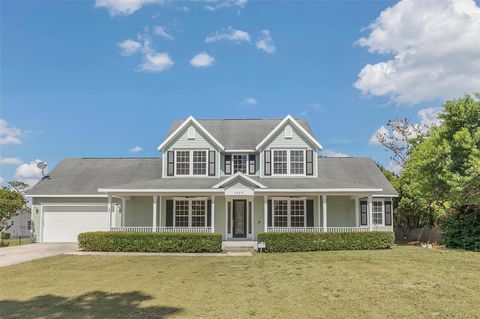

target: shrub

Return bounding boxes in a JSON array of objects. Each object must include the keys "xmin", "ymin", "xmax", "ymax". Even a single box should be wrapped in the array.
[
  {"xmin": 257, "ymin": 231, "xmax": 394, "ymax": 252},
  {"xmin": 1, "ymin": 232, "xmax": 11, "ymax": 240},
  {"xmin": 78, "ymin": 232, "xmax": 222, "ymax": 253},
  {"xmin": 442, "ymin": 205, "xmax": 480, "ymax": 251}
]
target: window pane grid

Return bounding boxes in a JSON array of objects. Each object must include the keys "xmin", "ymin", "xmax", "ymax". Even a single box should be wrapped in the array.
[
  {"xmin": 175, "ymin": 200, "xmax": 189, "ymax": 227},
  {"xmin": 273, "ymin": 200, "xmax": 288, "ymax": 227},
  {"xmin": 290, "ymin": 200, "xmax": 305, "ymax": 227},
  {"xmin": 290, "ymin": 150, "xmax": 304, "ymax": 175},
  {"xmin": 191, "ymin": 200, "xmax": 206, "ymax": 227},
  {"xmin": 176, "ymin": 151, "xmax": 190, "ymax": 175},
  {"xmin": 192, "ymin": 151, "xmax": 207, "ymax": 175},
  {"xmin": 233, "ymin": 155, "xmax": 247, "ymax": 174},
  {"xmin": 372, "ymin": 201, "xmax": 383, "ymax": 225},
  {"xmin": 273, "ymin": 150, "xmax": 288, "ymax": 175}
]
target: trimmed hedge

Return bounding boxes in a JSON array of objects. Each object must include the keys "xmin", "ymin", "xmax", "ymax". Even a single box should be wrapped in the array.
[
  {"xmin": 257, "ymin": 231, "xmax": 395, "ymax": 252},
  {"xmin": 1, "ymin": 232, "xmax": 11, "ymax": 240},
  {"xmin": 78, "ymin": 232, "xmax": 222, "ymax": 253}
]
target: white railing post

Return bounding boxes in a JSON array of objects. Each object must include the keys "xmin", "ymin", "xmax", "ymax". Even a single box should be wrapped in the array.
[
  {"xmin": 211, "ymin": 195, "xmax": 215, "ymax": 233},
  {"xmin": 121, "ymin": 197, "xmax": 126, "ymax": 227},
  {"xmin": 264, "ymin": 195, "xmax": 268, "ymax": 232},
  {"xmin": 152, "ymin": 195, "xmax": 157, "ymax": 232},
  {"xmin": 108, "ymin": 194, "xmax": 113, "ymax": 229},
  {"xmin": 368, "ymin": 194, "xmax": 373, "ymax": 231},
  {"xmin": 355, "ymin": 197, "xmax": 360, "ymax": 227},
  {"xmin": 158, "ymin": 195, "xmax": 162, "ymax": 232},
  {"xmin": 322, "ymin": 195, "xmax": 327, "ymax": 232}
]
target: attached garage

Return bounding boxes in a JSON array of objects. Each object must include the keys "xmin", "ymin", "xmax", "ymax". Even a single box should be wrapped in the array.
[{"xmin": 42, "ymin": 205, "xmax": 109, "ymax": 242}]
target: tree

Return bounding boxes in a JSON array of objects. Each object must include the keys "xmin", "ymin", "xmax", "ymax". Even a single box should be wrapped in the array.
[{"xmin": 0, "ymin": 185, "xmax": 26, "ymax": 241}]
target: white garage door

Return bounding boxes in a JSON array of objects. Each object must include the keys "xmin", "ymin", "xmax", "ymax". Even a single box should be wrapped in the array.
[{"xmin": 43, "ymin": 205, "xmax": 109, "ymax": 242}]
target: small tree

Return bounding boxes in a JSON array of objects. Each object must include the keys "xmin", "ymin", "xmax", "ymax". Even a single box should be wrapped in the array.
[{"xmin": 0, "ymin": 181, "xmax": 28, "ymax": 244}]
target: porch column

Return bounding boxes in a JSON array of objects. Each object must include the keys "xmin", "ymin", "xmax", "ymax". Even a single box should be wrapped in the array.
[
  {"xmin": 368, "ymin": 194, "xmax": 373, "ymax": 231},
  {"xmin": 121, "ymin": 197, "xmax": 126, "ymax": 227},
  {"xmin": 317, "ymin": 194, "xmax": 321, "ymax": 229},
  {"xmin": 152, "ymin": 195, "xmax": 158, "ymax": 232},
  {"xmin": 322, "ymin": 195, "xmax": 327, "ymax": 232},
  {"xmin": 211, "ymin": 195, "xmax": 215, "ymax": 233},
  {"xmin": 158, "ymin": 195, "xmax": 162, "ymax": 230},
  {"xmin": 108, "ymin": 194, "xmax": 113, "ymax": 228},
  {"xmin": 355, "ymin": 197, "xmax": 360, "ymax": 227},
  {"xmin": 263, "ymin": 195, "xmax": 268, "ymax": 232}
]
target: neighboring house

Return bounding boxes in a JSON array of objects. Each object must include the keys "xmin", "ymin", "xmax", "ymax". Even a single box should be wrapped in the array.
[
  {"xmin": 2, "ymin": 208, "xmax": 32, "ymax": 238},
  {"xmin": 26, "ymin": 115, "xmax": 398, "ymax": 243}
]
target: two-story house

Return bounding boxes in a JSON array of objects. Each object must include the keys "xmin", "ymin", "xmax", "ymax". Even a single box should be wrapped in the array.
[{"xmin": 27, "ymin": 115, "xmax": 398, "ymax": 243}]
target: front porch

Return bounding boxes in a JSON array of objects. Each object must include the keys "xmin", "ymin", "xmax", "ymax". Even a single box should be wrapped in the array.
[{"xmin": 106, "ymin": 192, "xmax": 394, "ymax": 240}]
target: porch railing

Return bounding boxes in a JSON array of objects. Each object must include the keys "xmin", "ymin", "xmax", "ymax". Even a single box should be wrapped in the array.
[
  {"xmin": 266, "ymin": 227, "xmax": 370, "ymax": 233},
  {"xmin": 110, "ymin": 226, "xmax": 211, "ymax": 233}
]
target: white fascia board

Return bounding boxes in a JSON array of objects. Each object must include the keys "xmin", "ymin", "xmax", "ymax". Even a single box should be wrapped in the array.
[
  {"xmin": 211, "ymin": 172, "xmax": 267, "ymax": 189},
  {"xmin": 373, "ymin": 194, "xmax": 399, "ymax": 197},
  {"xmin": 255, "ymin": 188, "xmax": 383, "ymax": 193},
  {"xmin": 224, "ymin": 149, "xmax": 257, "ymax": 153},
  {"xmin": 98, "ymin": 188, "xmax": 225, "ymax": 193},
  {"xmin": 26, "ymin": 194, "xmax": 107, "ymax": 198},
  {"xmin": 255, "ymin": 115, "xmax": 322, "ymax": 151},
  {"xmin": 157, "ymin": 116, "xmax": 225, "ymax": 151}
]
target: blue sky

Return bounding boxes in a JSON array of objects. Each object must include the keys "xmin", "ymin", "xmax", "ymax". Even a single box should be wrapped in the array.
[{"xmin": 1, "ymin": 0, "xmax": 479, "ymax": 186}]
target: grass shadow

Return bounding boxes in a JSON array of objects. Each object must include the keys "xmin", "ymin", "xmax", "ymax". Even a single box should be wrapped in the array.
[{"xmin": 1, "ymin": 290, "xmax": 182, "ymax": 319}]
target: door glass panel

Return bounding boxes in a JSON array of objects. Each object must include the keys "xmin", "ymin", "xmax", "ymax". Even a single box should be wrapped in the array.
[{"xmin": 233, "ymin": 201, "xmax": 246, "ymax": 237}]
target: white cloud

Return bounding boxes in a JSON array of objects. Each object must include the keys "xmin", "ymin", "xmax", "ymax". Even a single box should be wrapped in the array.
[
  {"xmin": 205, "ymin": 27, "xmax": 251, "ymax": 43},
  {"xmin": 242, "ymin": 97, "xmax": 257, "ymax": 105},
  {"xmin": 0, "ymin": 119, "xmax": 24, "ymax": 145},
  {"xmin": 139, "ymin": 51, "xmax": 174, "ymax": 72},
  {"xmin": 190, "ymin": 52, "xmax": 215, "ymax": 68},
  {"xmin": 355, "ymin": 0, "xmax": 480, "ymax": 105},
  {"xmin": 118, "ymin": 39, "xmax": 142, "ymax": 56},
  {"xmin": 205, "ymin": 0, "xmax": 247, "ymax": 11},
  {"xmin": 0, "ymin": 177, "xmax": 4, "ymax": 185},
  {"xmin": 128, "ymin": 146, "xmax": 143, "ymax": 153},
  {"xmin": 0, "ymin": 157, "xmax": 23, "ymax": 165},
  {"xmin": 418, "ymin": 107, "xmax": 442, "ymax": 128},
  {"xmin": 387, "ymin": 161, "xmax": 402, "ymax": 174},
  {"xmin": 153, "ymin": 26, "xmax": 174, "ymax": 40},
  {"xmin": 14, "ymin": 159, "xmax": 45, "ymax": 187},
  {"xmin": 369, "ymin": 125, "xmax": 389, "ymax": 145},
  {"xmin": 95, "ymin": 0, "xmax": 164, "ymax": 16},
  {"xmin": 256, "ymin": 30, "xmax": 275, "ymax": 53},
  {"xmin": 308, "ymin": 102, "xmax": 321, "ymax": 109},
  {"xmin": 324, "ymin": 149, "xmax": 349, "ymax": 157},
  {"xmin": 179, "ymin": 6, "xmax": 190, "ymax": 12}
]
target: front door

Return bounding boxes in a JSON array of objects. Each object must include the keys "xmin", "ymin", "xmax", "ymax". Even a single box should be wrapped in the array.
[{"xmin": 233, "ymin": 200, "xmax": 247, "ymax": 238}]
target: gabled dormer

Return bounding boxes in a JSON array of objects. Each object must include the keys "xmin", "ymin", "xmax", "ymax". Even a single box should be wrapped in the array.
[
  {"xmin": 158, "ymin": 116, "xmax": 223, "ymax": 178},
  {"xmin": 256, "ymin": 115, "xmax": 322, "ymax": 178}
]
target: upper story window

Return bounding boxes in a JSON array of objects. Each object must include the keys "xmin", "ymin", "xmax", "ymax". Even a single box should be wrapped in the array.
[
  {"xmin": 272, "ymin": 149, "xmax": 305, "ymax": 175},
  {"xmin": 175, "ymin": 150, "xmax": 208, "ymax": 176},
  {"xmin": 233, "ymin": 155, "xmax": 248, "ymax": 174}
]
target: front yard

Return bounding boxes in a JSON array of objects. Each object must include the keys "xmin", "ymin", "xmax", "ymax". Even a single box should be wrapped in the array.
[{"xmin": 1, "ymin": 246, "xmax": 479, "ymax": 318}]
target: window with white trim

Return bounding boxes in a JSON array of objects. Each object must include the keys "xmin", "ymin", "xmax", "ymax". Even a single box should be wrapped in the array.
[
  {"xmin": 273, "ymin": 200, "xmax": 288, "ymax": 227},
  {"xmin": 174, "ymin": 200, "xmax": 189, "ymax": 227},
  {"xmin": 272, "ymin": 149, "xmax": 306, "ymax": 175},
  {"xmin": 192, "ymin": 150, "xmax": 207, "ymax": 175},
  {"xmin": 290, "ymin": 200, "xmax": 305, "ymax": 227},
  {"xmin": 175, "ymin": 150, "xmax": 208, "ymax": 176},
  {"xmin": 273, "ymin": 198, "xmax": 306, "ymax": 227},
  {"xmin": 176, "ymin": 151, "xmax": 190, "ymax": 175},
  {"xmin": 372, "ymin": 201, "xmax": 383, "ymax": 225},
  {"xmin": 273, "ymin": 150, "xmax": 288, "ymax": 174},
  {"xmin": 191, "ymin": 200, "xmax": 206, "ymax": 227},
  {"xmin": 233, "ymin": 154, "xmax": 248, "ymax": 174},
  {"xmin": 290, "ymin": 150, "xmax": 305, "ymax": 174},
  {"xmin": 174, "ymin": 198, "xmax": 208, "ymax": 227}
]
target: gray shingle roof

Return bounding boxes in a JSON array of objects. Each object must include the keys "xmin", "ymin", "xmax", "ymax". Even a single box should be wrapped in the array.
[
  {"xmin": 27, "ymin": 157, "xmax": 397, "ymax": 196},
  {"xmin": 166, "ymin": 118, "xmax": 315, "ymax": 150}
]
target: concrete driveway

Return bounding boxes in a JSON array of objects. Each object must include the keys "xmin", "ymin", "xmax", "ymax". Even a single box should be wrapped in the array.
[{"xmin": 0, "ymin": 243, "xmax": 78, "ymax": 267}]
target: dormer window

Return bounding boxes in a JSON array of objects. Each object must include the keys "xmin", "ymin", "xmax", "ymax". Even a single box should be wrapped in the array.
[
  {"xmin": 272, "ymin": 149, "xmax": 306, "ymax": 175},
  {"xmin": 284, "ymin": 125, "xmax": 293, "ymax": 139},
  {"xmin": 175, "ymin": 150, "xmax": 207, "ymax": 176},
  {"xmin": 187, "ymin": 127, "xmax": 196, "ymax": 139}
]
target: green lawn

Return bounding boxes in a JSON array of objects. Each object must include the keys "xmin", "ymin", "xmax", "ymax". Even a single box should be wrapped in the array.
[{"xmin": 1, "ymin": 246, "xmax": 479, "ymax": 319}]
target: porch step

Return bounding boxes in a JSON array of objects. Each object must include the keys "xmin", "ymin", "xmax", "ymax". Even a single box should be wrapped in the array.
[
  {"xmin": 222, "ymin": 241, "xmax": 257, "ymax": 252},
  {"xmin": 223, "ymin": 246, "xmax": 256, "ymax": 252}
]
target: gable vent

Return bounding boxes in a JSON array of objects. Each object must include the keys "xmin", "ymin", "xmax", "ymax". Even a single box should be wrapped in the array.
[
  {"xmin": 187, "ymin": 126, "xmax": 196, "ymax": 139},
  {"xmin": 284, "ymin": 125, "xmax": 293, "ymax": 139}
]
